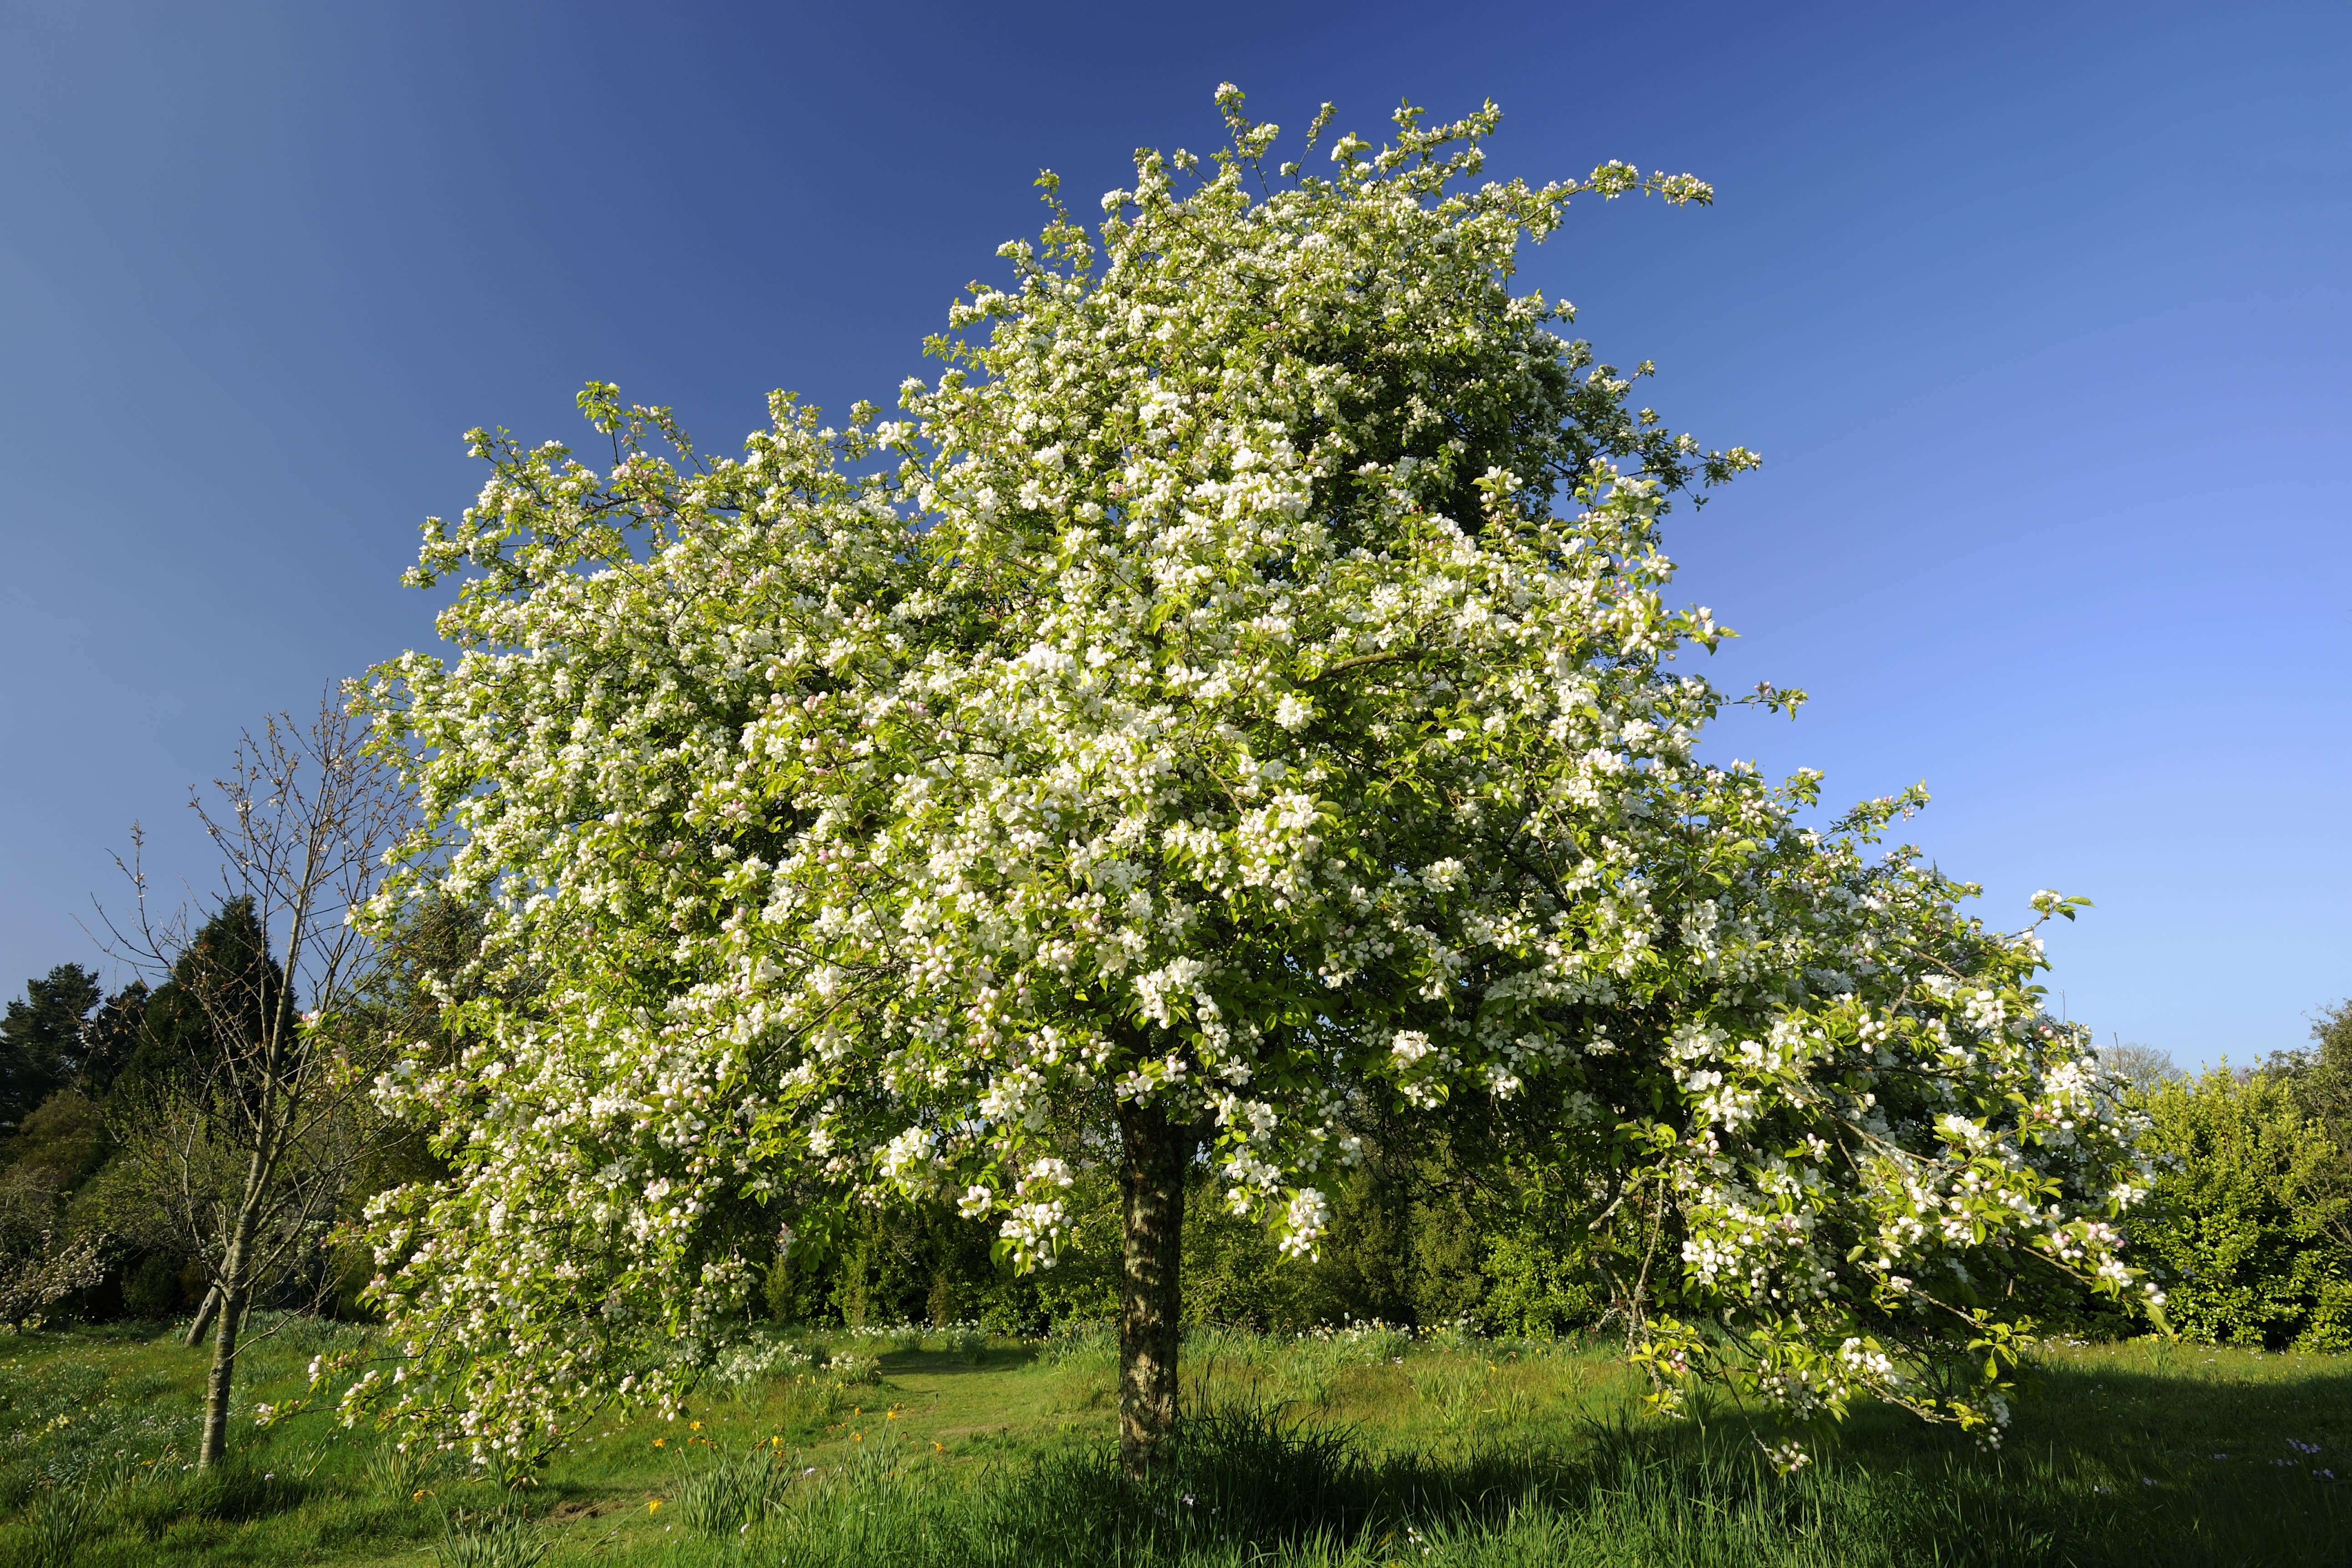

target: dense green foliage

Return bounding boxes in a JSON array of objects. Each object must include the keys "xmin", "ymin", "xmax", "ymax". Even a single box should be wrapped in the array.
[
  {"xmin": 13, "ymin": 942, "xmax": 2352, "ymax": 1360},
  {"xmin": 0, "ymin": 965, "xmax": 102, "ymax": 1129},
  {"xmin": 684, "ymin": 1016, "xmax": 2352, "ymax": 1354},
  {"xmin": 769, "ymin": 1128, "xmax": 1598, "ymax": 1339},
  {"xmin": 2128, "ymin": 1068, "xmax": 2351, "ymax": 1349},
  {"xmin": 2089, "ymin": 1010, "xmax": 2352, "ymax": 1352},
  {"xmin": 0, "ymin": 907, "xmax": 284, "ymax": 1325},
  {"xmin": 781, "ymin": 1022, "xmax": 2352, "ymax": 1357}
]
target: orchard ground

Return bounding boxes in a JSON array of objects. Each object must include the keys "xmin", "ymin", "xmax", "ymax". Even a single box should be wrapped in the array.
[{"xmin": 1, "ymin": 1318, "xmax": 2345, "ymax": 1567}]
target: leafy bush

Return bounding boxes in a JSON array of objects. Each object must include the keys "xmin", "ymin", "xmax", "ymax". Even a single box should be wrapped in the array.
[
  {"xmin": 705, "ymin": 1330, "xmax": 816, "ymax": 1391},
  {"xmin": 117, "ymin": 1252, "xmax": 190, "ymax": 1319},
  {"xmin": 1479, "ymin": 1230, "xmax": 1603, "ymax": 1338},
  {"xmin": 2133, "ymin": 1068, "xmax": 2352, "ymax": 1349}
]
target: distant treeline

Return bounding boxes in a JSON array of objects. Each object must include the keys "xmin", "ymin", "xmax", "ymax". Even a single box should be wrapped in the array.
[
  {"xmin": 4, "ymin": 913, "xmax": 2347, "ymax": 1349},
  {"xmin": 761, "ymin": 1018, "xmax": 2352, "ymax": 1350},
  {"xmin": 0, "ymin": 898, "xmax": 464, "ymax": 1326}
]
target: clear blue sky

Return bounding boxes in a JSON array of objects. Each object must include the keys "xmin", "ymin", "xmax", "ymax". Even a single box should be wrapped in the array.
[{"xmin": 2, "ymin": 1, "xmax": 2344, "ymax": 1067}]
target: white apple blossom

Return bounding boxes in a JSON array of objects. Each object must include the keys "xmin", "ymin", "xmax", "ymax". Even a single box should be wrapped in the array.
[{"xmin": 340, "ymin": 86, "xmax": 2154, "ymax": 1464}]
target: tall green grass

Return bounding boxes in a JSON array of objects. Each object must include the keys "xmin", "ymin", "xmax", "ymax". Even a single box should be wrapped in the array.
[
  {"xmin": 0, "ymin": 1322, "xmax": 2345, "ymax": 1567},
  {"xmin": 632, "ymin": 1396, "xmax": 2337, "ymax": 1568}
]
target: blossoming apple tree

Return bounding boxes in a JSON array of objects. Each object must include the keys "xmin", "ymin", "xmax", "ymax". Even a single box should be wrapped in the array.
[{"xmin": 339, "ymin": 87, "xmax": 2159, "ymax": 1473}]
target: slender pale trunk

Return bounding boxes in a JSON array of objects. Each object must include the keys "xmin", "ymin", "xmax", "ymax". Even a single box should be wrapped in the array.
[
  {"xmin": 1117, "ymin": 1101, "xmax": 1191, "ymax": 1478},
  {"xmin": 183, "ymin": 1285, "xmax": 221, "ymax": 1348},
  {"xmin": 198, "ymin": 1131, "xmax": 275, "ymax": 1467}
]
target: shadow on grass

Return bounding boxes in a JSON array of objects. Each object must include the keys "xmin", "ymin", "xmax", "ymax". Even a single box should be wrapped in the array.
[
  {"xmin": 104, "ymin": 1463, "xmax": 313, "ymax": 1537},
  {"xmin": 724, "ymin": 1392, "xmax": 2349, "ymax": 1568},
  {"xmin": 2014, "ymin": 1350, "xmax": 2352, "ymax": 1444},
  {"xmin": 877, "ymin": 1346, "xmax": 1046, "ymax": 1376}
]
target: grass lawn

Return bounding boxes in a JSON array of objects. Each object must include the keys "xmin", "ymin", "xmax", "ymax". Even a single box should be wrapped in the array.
[{"xmin": 0, "ymin": 1317, "xmax": 2345, "ymax": 1566}]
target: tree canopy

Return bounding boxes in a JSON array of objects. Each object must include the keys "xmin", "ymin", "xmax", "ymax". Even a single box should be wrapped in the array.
[{"xmin": 350, "ymin": 88, "xmax": 2158, "ymax": 1467}]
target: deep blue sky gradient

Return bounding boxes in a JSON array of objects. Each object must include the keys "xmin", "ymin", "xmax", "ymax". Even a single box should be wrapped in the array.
[{"xmin": 2, "ymin": 1, "xmax": 2345, "ymax": 1066}]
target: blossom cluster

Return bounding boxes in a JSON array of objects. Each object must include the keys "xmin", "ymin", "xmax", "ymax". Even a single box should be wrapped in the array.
[{"xmin": 344, "ymin": 87, "xmax": 2154, "ymax": 1456}]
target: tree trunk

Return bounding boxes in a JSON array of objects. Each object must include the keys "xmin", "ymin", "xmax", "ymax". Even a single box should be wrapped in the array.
[
  {"xmin": 198, "ymin": 1184, "xmax": 265, "ymax": 1467},
  {"xmin": 1117, "ymin": 1101, "xmax": 1191, "ymax": 1478},
  {"xmin": 183, "ymin": 1284, "xmax": 220, "ymax": 1349}
]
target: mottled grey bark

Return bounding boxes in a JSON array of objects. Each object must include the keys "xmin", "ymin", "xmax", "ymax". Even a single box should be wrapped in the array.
[{"xmin": 1117, "ymin": 1101, "xmax": 1191, "ymax": 1477}]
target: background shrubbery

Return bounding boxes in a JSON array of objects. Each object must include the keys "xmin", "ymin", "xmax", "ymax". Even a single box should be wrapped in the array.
[
  {"xmin": 762, "ymin": 1005, "xmax": 2352, "ymax": 1349},
  {"xmin": 2112, "ymin": 1005, "xmax": 2352, "ymax": 1351},
  {"xmin": 7, "ymin": 936, "xmax": 2352, "ymax": 1352},
  {"xmin": 0, "ymin": 898, "xmax": 475, "ymax": 1333},
  {"xmin": 760, "ymin": 1128, "xmax": 1602, "ymax": 1338}
]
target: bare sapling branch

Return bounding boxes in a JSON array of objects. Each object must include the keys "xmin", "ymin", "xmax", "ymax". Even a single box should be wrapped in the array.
[{"xmin": 95, "ymin": 687, "xmax": 412, "ymax": 1467}]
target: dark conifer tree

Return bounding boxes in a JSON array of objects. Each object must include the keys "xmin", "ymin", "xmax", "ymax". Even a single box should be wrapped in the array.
[
  {"xmin": 76, "ymin": 982, "xmax": 150, "ymax": 1097},
  {"xmin": 0, "ymin": 964, "xmax": 102, "ymax": 1129},
  {"xmin": 118, "ymin": 898, "xmax": 283, "ymax": 1107}
]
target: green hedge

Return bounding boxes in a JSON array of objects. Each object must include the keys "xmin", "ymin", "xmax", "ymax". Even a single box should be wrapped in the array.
[{"xmin": 2129, "ymin": 1066, "xmax": 2352, "ymax": 1350}]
